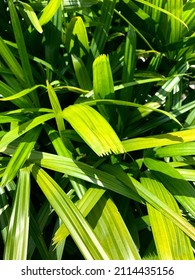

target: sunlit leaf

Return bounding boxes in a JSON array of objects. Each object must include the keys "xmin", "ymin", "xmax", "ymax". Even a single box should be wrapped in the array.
[
  {"xmin": 31, "ymin": 164, "xmax": 110, "ymax": 260},
  {"xmin": 39, "ymin": 0, "xmax": 61, "ymax": 26},
  {"xmin": 4, "ymin": 167, "xmax": 31, "ymax": 260},
  {"xmin": 141, "ymin": 172, "xmax": 194, "ymax": 260},
  {"xmin": 144, "ymin": 158, "xmax": 195, "ymax": 218},
  {"xmin": 63, "ymin": 104, "xmax": 125, "ymax": 156},
  {"xmin": 18, "ymin": 1, "xmax": 43, "ymax": 33},
  {"xmin": 0, "ymin": 126, "xmax": 41, "ymax": 188},
  {"xmin": 66, "ymin": 16, "xmax": 89, "ymax": 57},
  {"xmin": 123, "ymin": 129, "xmax": 195, "ymax": 152}
]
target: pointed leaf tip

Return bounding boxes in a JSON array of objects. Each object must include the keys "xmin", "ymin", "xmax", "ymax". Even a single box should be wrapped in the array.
[{"xmin": 63, "ymin": 104, "xmax": 125, "ymax": 156}]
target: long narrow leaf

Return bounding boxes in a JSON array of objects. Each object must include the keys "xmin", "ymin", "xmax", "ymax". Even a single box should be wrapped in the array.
[
  {"xmin": 0, "ymin": 126, "xmax": 42, "ymax": 188},
  {"xmin": 144, "ymin": 158, "xmax": 195, "ymax": 218},
  {"xmin": 31, "ymin": 164, "xmax": 110, "ymax": 260},
  {"xmin": 53, "ymin": 187, "xmax": 106, "ymax": 246},
  {"xmin": 141, "ymin": 173, "xmax": 194, "ymax": 260},
  {"xmin": 122, "ymin": 129, "xmax": 195, "ymax": 152},
  {"xmin": 93, "ymin": 54, "xmax": 116, "ymax": 122},
  {"xmin": 63, "ymin": 104, "xmax": 125, "ymax": 156},
  {"xmin": 18, "ymin": 1, "xmax": 43, "ymax": 33},
  {"xmin": 4, "ymin": 166, "xmax": 31, "ymax": 259},
  {"xmin": 0, "ymin": 113, "xmax": 54, "ymax": 152},
  {"xmin": 39, "ymin": 0, "xmax": 61, "ymax": 26},
  {"xmin": 28, "ymin": 150, "xmax": 141, "ymax": 202},
  {"xmin": 91, "ymin": 0, "xmax": 116, "ymax": 57},
  {"xmin": 87, "ymin": 194, "xmax": 141, "ymax": 260},
  {"xmin": 7, "ymin": 0, "xmax": 39, "ymax": 106}
]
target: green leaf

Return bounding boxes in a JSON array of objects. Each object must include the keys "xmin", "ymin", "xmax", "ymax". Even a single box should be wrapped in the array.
[
  {"xmin": 0, "ymin": 81, "xmax": 33, "ymax": 108},
  {"xmin": 7, "ymin": 0, "xmax": 39, "ymax": 106},
  {"xmin": 128, "ymin": 176, "xmax": 195, "ymax": 241},
  {"xmin": 4, "ymin": 166, "xmax": 31, "ymax": 260},
  {"xmin": 87, "ymin": 194, "xmax": 141, "ymax": 260},
  {"xmin": 134, "ymin": 0, "xmax": 187, "ymax": 30},
  {"xmin": 116, "ymin": 24, "xmax": 137, "ymax": 129},
  {"xmin": 71, "ymin": 54, "xmax": 92, "ymax": 90},
  {"xmin": 93, "ymin": 55, "xmax": 115, "ymax": 100},
  {"xmin": 176, "ymin": 168, "xmax": 195, "ymax": 182},
  {"xmin": 183, "ymin": 0, "xmax": 195, "ymax": 34},
  {"xmin": 144, "ymin": 158, "xmax": 195, "ymax": 218},
  {"xmin": 0, "ymin": 187, "xmax": 11, "ymax": 243},
  {"xmin": 53, "ymin": 187, "xmax": 106, "ymax": 246},
  {"xmin": 46, "ymin": 80, "xmax": 65, "ymax": 135},
  {"xmin": 0, "ymin": 37, "xmax": 25, "ymax": 85},
  {"xmin": 18, "ymin": 1, "xmax": 43, "ymax": 33},
  {"xmin": 0, "ymin": 113, "xmax": 54, "ymax": 152},
  {"xmin": 66, "ymin": 16, "xmax": 89, "ymax": 57},
  {"xmin": 44, "ymin": 123, "xmax": 86, "ymax": 198},
  {"xmin": 154, "ymin": 142, "xmax": 195, "ymax": 158},
  {"xmin": 141, "ymin": 172, "xmax": 194, "ymax": 260},
  {"xmin": 122, "ymin": 129, "xmax": 195, "ymax": 152},
  {"xmin": 46, "ymin": 81, "xmax": 73, "ymax": 156},
  {"xmin": 39, "ymin": 0, "xmax": 61, "ymax": 26},
  {"xmin": 0, "ymin": 126, "xmax": 42, "ymax": 188},
  {"xmin": 63, "ymin": 104, "xmax": 125, "ymax": 156},
  {"xmin": 91, "ymin": 0, "xmax": 116, "ymax": 57},
  {"xmin": 31, "ymin": 164, "xmax": 110, "ymax": 260},
  {"xmin": 93, "ymin": 54, "xmax": 116, "ymax": 121},
  {"xmin": 100, "ymin": 165, "xmax": 195, "ymax": 241},
  {"xmin": 28, "ymin": 150, "xmax": 141, "ymax": 202},
  {"xmin": 54, "ymin": 184, "xmax": 141, "ymax": 260},
  {"xmin": 63, "ymin": 0, "xmax": 98, "ymax": 11},
  {"xmin": 0, "ymin": 84, "xmax": 46, "ymax": 101},
  {"xmin": 83, "ymin": 99, "xmax": 181, "ymax": 126}
]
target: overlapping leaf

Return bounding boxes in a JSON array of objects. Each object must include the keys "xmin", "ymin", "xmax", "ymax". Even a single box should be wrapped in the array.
[
  {"xmin": 141, "ymin": 172, "xmax": 194, "ymax": 260},
  {"xmin": 63, "ymin": 104, "xmax": 125, "ymax": 156}
]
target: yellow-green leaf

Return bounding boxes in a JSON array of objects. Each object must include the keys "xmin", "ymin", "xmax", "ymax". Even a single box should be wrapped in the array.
[
  {"xmin": 66, "ymin": 16, "xmax": 89, "ymax": 57},
  {"xmin": 123, "ymin": 129, "xmax": 195, "ymax": 152},
  {"xmin": 39, "ymin": 0, "xmax": 61, "ymax": 26},
  {"xmin": 31, "ymin": 164, "xmax": 110, "ymax": 260},
  {"xmin": 63, "ymin": 104, "xmax": 125, "ymax": 156},
  {"xmin": 141, "ymin": 173, "xmax": 194, "ymax": 260},
  {"xmin": 4, "ymin": 167, "xmax": 31, "ymax": 260},
  {"xmin": 18, "ymin": 1, "xmax": 43, "ymax": 33}
]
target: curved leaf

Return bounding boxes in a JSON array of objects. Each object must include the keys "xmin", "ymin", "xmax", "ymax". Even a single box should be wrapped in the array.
[
  {"xmin": 63, "ymin": 104, "xmax": 125, "ymax": 156},
  {"xmin": 39, "ymin": 0, "xmax": 61, "ymax": 26}
]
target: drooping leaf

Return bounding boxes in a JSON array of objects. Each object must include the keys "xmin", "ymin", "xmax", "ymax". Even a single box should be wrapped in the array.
[
  {"xmin": 63, "ymin": 104, "xmax": 125, "ymax": 156},
  {"xmin": 18, "ymin": 1, "xmax": 43, "ymax": 33}
]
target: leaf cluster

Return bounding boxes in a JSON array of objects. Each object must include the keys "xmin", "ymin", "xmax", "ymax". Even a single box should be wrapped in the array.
[{"xmin": 0, "ymin": 0, "xmax": 195, "ymax": 260}]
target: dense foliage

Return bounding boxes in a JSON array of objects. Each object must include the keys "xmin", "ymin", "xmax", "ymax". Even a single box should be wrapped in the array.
[{"xmin": 0, "ymin": 0, "xmax": 195, "ymax": 260}]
